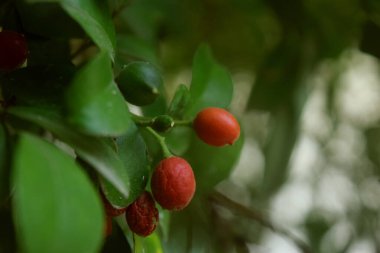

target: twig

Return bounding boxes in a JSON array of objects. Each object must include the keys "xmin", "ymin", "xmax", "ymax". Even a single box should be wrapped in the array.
[{"xmin": 209, "ymin": 191, "xmax": 313, "ymax": 253}]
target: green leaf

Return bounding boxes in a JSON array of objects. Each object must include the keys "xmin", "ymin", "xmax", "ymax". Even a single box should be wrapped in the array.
[
  {"xmin": 116, "ymin": 34, "xmax": 158, "ymax": 64},
  {"xmin": 184, "ymin": 132, "xmax": 244, "ymax": 193},
  {"xmin": 246, "ymin": 36, "xmax": 302, "ymax": 111},
  {"xmin": 165, "ymin": 127, "xmax": 192, "ymax": 156},
  {"xmin": 142, "ymin": 95, "xmax": 167, "ymax": 117},
  {"xmin": 186, "ymin": 44, "xmax": 234, "ymax": 117},
  {"xmin": 134, "ymin": 233, "xmax": 163, "ymax": 253},
  {"xmin": 114, "ymin": 215, "xmax": 164, "ymax": 253},
  {"xmin": 66, "ymin": 51, "xmax": 132, "ymax": 136},
  {"xmin": 8, "ymin": 107, "xmax": 130, "ymax": 205},
  {"xmin": 115, "ymin": 215, "xmax": 163, "ymax": 253},
  {"xmin": 120, "ymin": 0, "xmax": 164, "ymax": 41},
  {"xmin": 164, "ymin": 199, "xmax": 214, "ymax": 253},
  {"xmin": 101, "ymin": 123, "xmax": 149, "ymax": 204},
  {"xmin": 167, "ymin": 84, "xmax": 191, "ymax": 119},
  {"xmin": 261, "ymin": 105, "xmax": 298, "ymax": 196},
  {"xmin": 61, "ymin": 0, "xmax": 116, "ymax": 58},
  {"xmin": 12, "ymin": 133, "xmax": 103, "ymax": 253}
]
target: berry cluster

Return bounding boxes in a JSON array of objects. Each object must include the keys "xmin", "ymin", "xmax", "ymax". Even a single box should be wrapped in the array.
[
  {"xmin": 101, "ymin": 106, "xmax": 240, "ymax": 237},
  {"xmin": 1, "ymin": 31, "xmax": 241, "ymax": 238}
]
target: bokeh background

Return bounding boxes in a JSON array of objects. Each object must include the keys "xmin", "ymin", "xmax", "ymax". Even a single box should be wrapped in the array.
[{"xmin": 115, "ymin": 0, "xmax": 380, "ymax": 252}]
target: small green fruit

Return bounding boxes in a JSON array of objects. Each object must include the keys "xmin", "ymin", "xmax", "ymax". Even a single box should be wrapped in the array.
[
  {"xmin": 116, "ymin": 61, "xmax": 163, "ymax": 106},
  {"xmin": 151, "ymin": 115, "xmax": 174, "ymax": 133}
]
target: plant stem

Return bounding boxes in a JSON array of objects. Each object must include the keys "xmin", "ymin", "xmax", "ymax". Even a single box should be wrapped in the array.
[
  {"xmin": 130, "ymin": 113, "xmax": 152, "ymax": 127},
  {"xmin": 145, "ymin": 127, "xmax": 172, "ymax": 158},
  {"xmin": 131, "ymin": 112, "xmax": 193, "ymax": 128},
  {"xmin": 209, "ymin": 191, "xmax": 313, "ymax": 253},
  {"xmin": 174, "ymin": 119, "xmax": 193, "ymax": 127}
]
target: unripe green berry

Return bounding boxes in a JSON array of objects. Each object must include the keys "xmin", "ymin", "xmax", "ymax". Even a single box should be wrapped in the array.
[
  {"xmin": 115, "ymin": 62, "xmax": 163, "ymax": 106},
  {"xmin": 151, "ymin": 115, "xmax": 174, "ymax": 133}
]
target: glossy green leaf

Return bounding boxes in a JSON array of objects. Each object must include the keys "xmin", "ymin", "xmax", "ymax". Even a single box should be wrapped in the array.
[
  {"xmin": 165, "ymin": 127, "xmax": 192, "ymax": 156},
  {"xmin": 66, "ymin": 51, "xmax": 131, "ymax": 136},
  {"xmin": 134, "ymin": 233, "xmax": 163, "ymax": 253},
  {"xmin": 8, "ymin": 107, "xmax": 130, "ymax": 205},
  {"xmin": 116, "ymin": 34, "xmax": 158, "ymax": 64},
  {"xmin": 101, "ymin": 123, "xmax": 149, "ymax": 204},
  {"xmin": 115, "ymin": 216, "xmax": 163, "ymax": 253},
  {"xmin": 185, "ymin": 44, "xmax": 233, "ymax": 116},
  {"xmin": 165, "ymin": 199, "xmax": 213, "ymax": 253},
  {"xmin": 142, "ymin": 95, "xmax": 167, "ymax": 117},
  {"xmin": 12, "ymin": 133, "xmax": 103, "ymax": 253},
  {"xmin": 61, "ymin": 0, "xmax": 116, "ymax": 58},
  {"xmin": 184, "ymin": 132, "xmax": 244, "ymax": 193},
  {"xmin": 167, "ymin": 84, "xmax": 191, "ymax": 119},
  {"xmin": 120, "ymin": 0, "xmax": 164, "ymax": 41}
]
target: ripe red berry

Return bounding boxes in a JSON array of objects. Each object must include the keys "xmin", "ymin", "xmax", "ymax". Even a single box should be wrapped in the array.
[
  {"xmin": 193, "ymin": 107, "xmax": 240, "ymax": 146},
  {"xmin": 125, "ymin": 191, "xmax": 159, "ymax": 237},
  {"xmin": 100, "ymin": 191, "xmax": 127, "ymax": 217},
  {"xmin": 0, "ymin": 30, "xmax": 28, "ymax": 71},
  {"xmin": 151, "ymin": 156, "xmax": 196, "ymax": 211}
]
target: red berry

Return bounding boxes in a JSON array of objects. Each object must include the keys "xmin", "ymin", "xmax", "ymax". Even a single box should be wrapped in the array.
[
  {"xmin": 193, "ymin": 107, "xmax": 240, "ymax": 146},
  {"xmin": 151, "ymin": 157, "xmax": 196, "ymax": 211},
  {"xmin": 0, "ymin": 30, "xmax": 28, "ymax": 71},
  {"xmin": 125, "ymin": 191, "xmax": 159, "ymax": 237},
  {"xmin": 100, "ymin": 191, "xmax": 127, "ymax": 217}
]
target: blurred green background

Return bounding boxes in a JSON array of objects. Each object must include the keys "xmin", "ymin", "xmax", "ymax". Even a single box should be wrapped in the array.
[{"xmin": 123, "ymin": 0, "xmax": 380, "ymax": 252}]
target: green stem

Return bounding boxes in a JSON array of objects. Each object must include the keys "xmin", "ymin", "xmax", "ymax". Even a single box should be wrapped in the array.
[
  {"xmin": 174, "ymin": 119, "xmax": 193, "ymax": 127},
  {"xmin": 130, "ymin": 113, "xmax": 152, "ymax": 127},
  {"xmin": 209, "ymin": 191, "xmax": 313, "ymax": 253},
  {"xmin": 145, "ymin": 127, "xmax": 172, "ymax": 158},
  {"xmin": 131, "ymin": 112, "xmax": 193, "ymax": 128}
]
